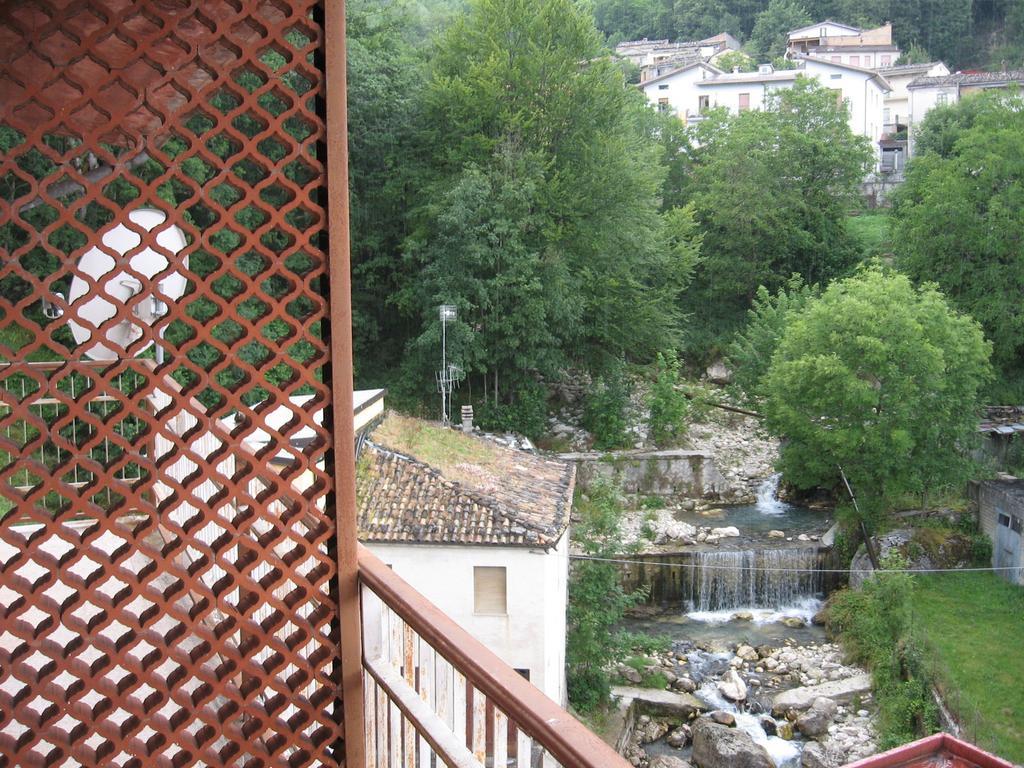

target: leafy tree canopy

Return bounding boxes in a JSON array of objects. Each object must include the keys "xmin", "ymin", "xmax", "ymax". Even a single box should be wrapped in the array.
[
  {"xmin": 749, "ymin": 0, "xmax": 810, "ymax": 61},
  {"xmin": 892, "ymin": 95, "xmax": 1024, "ymax": 400},
  {"xmin": 715, "ymin": 49, "xmax": 757, "ymax": 72},
  {"xmin": 763, "ymin": 266, "xmax": 991, "ymax": 524},
  {"xmin": 683, "ymin": 77, "xmax": 872, "ymax": 359}
]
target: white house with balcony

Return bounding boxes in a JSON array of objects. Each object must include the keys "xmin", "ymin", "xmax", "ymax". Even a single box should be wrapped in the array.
[
  {"xmin": 355, "ymin": 412, "xmax": 575, "ymax": 707},
  {"xmin": 788, "ymin": 21, "xmax": 900, "ymax": 68},
  {"xmin": 642, "ymin": 58, "xmax": 891, "ymax": 162}
]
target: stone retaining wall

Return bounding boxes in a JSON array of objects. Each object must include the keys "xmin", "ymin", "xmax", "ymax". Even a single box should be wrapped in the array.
[{"xmin": 559, "ymin": 449, "xmax": 728, "ymax": 499}]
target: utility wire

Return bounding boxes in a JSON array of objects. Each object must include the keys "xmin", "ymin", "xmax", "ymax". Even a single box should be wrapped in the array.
[{"xmin": 567, "ymin": 552, "xmax": 1024, "ymax": 576}]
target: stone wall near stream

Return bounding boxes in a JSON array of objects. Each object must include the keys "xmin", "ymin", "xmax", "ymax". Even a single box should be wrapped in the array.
[{"xmin": 560, "ymin": 449, "xmax": 730, "ymax": 500}]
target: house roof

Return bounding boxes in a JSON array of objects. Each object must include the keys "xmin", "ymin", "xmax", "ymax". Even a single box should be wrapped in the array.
[
  {"xmin": 789, "ymin": 20, "xmax": 861, "ymax": 38},
  {"xmin": 640, "ymin": 61, "xmax": 722, "ymax": 88},
  {"xmin": 696, "ymin": 70, "xmax": 800, "ymax": 86},
  {"xmin": 908, "ymin": 70, "xmax": 1024, "ymax": 89},
  {"xmin": 801, "ymin": 57, "xmax": 893, "ymax": 91},
  {"xmin": 356, "ymin": 413, "xmax": 575, "ymax": 548},
  {"xmin": 878, "ymin": 62, "xmax": 946, "ymax": 76},
  {"xmin": 811, "ymin": 44, "xmax": 899, "ymax": 53}
]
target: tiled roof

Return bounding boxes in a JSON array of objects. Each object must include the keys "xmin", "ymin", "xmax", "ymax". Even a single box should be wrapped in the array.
[
  {"xmin": 356, "ymin": 420, "xmax": 574, "ymax": 548},
  {"xmin": 878, "ymin": 62, "xmax": 943, "ymax": 75},
  {"xmin": 909, "ymin": 70, "xmax": 1024, "ymax": 88}
]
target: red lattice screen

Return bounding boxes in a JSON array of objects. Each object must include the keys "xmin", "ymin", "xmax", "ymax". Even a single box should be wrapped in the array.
[{"xmin": 0, "ymin": 2, "xmax": 350, "ymax": 765}]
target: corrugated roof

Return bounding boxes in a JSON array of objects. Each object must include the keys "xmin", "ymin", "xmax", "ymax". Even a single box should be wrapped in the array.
[{"xmin": 356, "ymin": 417, "xmax": 574, "ymax": 548}]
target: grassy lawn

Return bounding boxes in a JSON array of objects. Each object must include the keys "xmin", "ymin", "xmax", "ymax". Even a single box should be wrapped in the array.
[
  {"xmin": 848, "ymin": 209, "xmax": 892, "ymax": 260},
  {"xmin": 911, "ymin": 572, "xmax": 1024, "ymax": 763}
]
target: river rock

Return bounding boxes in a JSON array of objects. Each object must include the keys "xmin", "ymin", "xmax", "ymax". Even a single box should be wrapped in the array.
[
  {"xmin": 621, "ymin": 666, "xmax": 643, "ymax": 684},
  {"xmin": 711, "ymin": 526, "xmax": 741, "ymax": 538},
  {"xmin": 651, "ymin": 757, "xmax": 693, "ymax": 768},
  {"xmin": 705, "ymin": 359, "xmax": 732, "ymax": 385},
  {"xmin": 692, "ymin": 719, "xmax": 775, "ymax": 768},
  {"xmin": 613, "ymin": 687, "xmax": 709, "ymax": 720},
  {"xmin": 768, "ymin": 529, "xmax": 786, "ymax": 539},
  {"xmin": 796, "ymin": 697, "xmax": 838, "ymax": 737},
  {"xmin": 709, "ymin": 710, "xmax": 736, "ymax": 727},
  {"xmin": 736, "ymin": 644, "xmax": 759, "ymax": 662},
  {"xmin": 673, "ymin": 677, "xmax": 697, "ymax": 693},
  {"xmin": 781, "ymin": 617, "xmax": 806, "ymax": 628},
  {"xmin": 801, "ymin": 742, "xmax": 838, "ymax": 768},
  {"xmin": 717, "ymin": 669, "xmax": 747, "ymax": 702},
  {"xmin": 771, "ymin": 674, "xmax": 873, "ymax": 716},
  {"xmin": 639, "ymin": 719, "xmax": 670, "ymax": 744},
  {"xmin": 732, "ymin": 611, "xmax": 754, "ymax": 621},
  {"xmin": 666, "ymin": 724, "xmax": 692, "ymax": 748}
]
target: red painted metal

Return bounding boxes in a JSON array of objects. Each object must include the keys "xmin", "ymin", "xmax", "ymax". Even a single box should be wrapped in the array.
[
  {"xmin": 0, "ymin": 2, "xmax": 352, "ymax": 765},
  {"xmin": 842, "ymin": 733, "xmax": 1016, "ymax": 768}
]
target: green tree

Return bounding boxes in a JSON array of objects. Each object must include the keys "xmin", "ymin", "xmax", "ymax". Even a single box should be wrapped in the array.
[
  {"xmin": 684, "ymin": 77, "xmax": 872, "ymax": 358},
  {"xmin": 749, "ymin": 0, "xmax": 811, "ymax": 60},
  {"xmin": 715, "ymin": 49, "xmax": 757, "ymax": 72},
  {"xmin": 910, "ymin": 90, "xmax": 1014, "ymax": 159},
  {"xmin": 647, "ymin": 350, "xmax": 689, "ymax": 446},
  {"xmin": 726, "ymin": 275, "xmax": 819, "ymax": 403},
  {"xmin": 583, "ymin": 362, "xmax": 631, "ymax": 450},
  {"xmin": 404, "ymin": 0, "xmax": 693, "ymax": 405},
  {"xmin": 567, "ymin": 480, "xmax": 644, "ymax": 712},
  {"xmin": 763, "ymin": 266, "xmax": 991, "ymax": 526},
  {"xmin": 892, "ymin": 95, "xmax": 1024, "ymax": 399}
]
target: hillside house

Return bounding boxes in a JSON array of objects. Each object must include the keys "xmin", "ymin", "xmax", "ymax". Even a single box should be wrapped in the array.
[
  {"xmin": 877, "ymin": 62, "xmax": 950, "ymax": 137},
  {"xmin": 788, "ymin": 21, "xmax": 900, "ymax": 69},
  {"xmin": 907, "ymin": 70, "xmax": 1024, "ymax": 155},
  {"xmin": 356, "ymin": 414, "xmax": 575, "ymax": 706},
  {"xmin": 642, "ymin": 58, "xmax": 890, "ymax": 163}
]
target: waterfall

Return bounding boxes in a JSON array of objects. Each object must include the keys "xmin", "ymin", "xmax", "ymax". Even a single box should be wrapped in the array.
[
  {"xmin": 755, "ymin": 472, "xmax": 789, "ymax": 515},
  {"xmin": 685, "ymin": 546, "xmax": 823, "ymax": 612}
]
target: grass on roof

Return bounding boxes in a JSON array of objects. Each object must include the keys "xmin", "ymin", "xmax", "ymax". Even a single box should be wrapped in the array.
[
  {"xmin": 911, "ymin": 572, "xmax": 1024, "ymax": 763},
  {"xmin": 372, "ymin": 411, "xmax": 507, "ymax": 483}
]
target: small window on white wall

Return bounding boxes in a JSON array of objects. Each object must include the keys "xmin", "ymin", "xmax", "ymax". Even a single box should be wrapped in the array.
[{"xmin": 474, "ymin": 566, "xmax": 507, "ymax": 614}]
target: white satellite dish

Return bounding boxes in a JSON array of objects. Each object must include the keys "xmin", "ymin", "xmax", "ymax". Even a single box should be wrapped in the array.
[{"xmin": 66, "ymin": 208, "xmax": 188, "ymax": 361}]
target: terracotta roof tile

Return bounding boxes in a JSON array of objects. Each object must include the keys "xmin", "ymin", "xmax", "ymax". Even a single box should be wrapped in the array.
[{"xmin": 356, "ymin": 420, "xmax": 575, "ymax": 548}]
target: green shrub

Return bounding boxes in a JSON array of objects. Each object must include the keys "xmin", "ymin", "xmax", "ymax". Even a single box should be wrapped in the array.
[
  {"xmin": 583, "ymin": 365, "xmax": 630, "ymax": 450},
  {"xmin": 970, "ymin": 533, "xmax": 993, "ymax": 565},
  {"xmin": 476, "ymin": 379, "xmax": 548, "ymax": 439},
  {"xmin": 647, "ymin": 351, "xmax": 688, "ymax": 447},
  {"xmin": 828, "ymin": 571, "xmax": 939, "ymax": 749},
  {"xmin": 567, "ymin": 480, "xmax": 646, "ymax": 712},
  {"xmin": 640, "ymin": 495, "xmax": 666, "ymax": 510}
]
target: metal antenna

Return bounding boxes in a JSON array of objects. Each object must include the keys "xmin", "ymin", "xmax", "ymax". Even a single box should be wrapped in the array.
[{"xmin": 436, "ymin": 304, "xmax": 462, "ymax": 423}]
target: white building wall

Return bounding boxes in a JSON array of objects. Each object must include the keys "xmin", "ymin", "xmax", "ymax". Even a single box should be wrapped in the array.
[
  {"xmin": 908, "ymin": 84, "xmax": 960, "ymax": 155},
  {"xmin": 696, "ymin": 79, "xmax": 793, "ymax": 114},
  {"xmin": 641, "ymin": 65, "xmax": 718, "ymax": 120},
  {"xmin": 804, "ymin": 60, "xmax": 887, "ymax": 154},
  {"xmin": 364, "ymin": 538, "xmax": 569, "ymax": 705}
]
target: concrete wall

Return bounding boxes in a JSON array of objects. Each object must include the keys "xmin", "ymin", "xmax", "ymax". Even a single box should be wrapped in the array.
[
  {"xmin": 860, "ymin": 170, "xmax": 905, "ymax": 208},
  {"xmin": 560, "ymin": 449, "xmax": 728, "ymax": 499},
  {"xmin": 363, "ymin": 537, "xmax": 569, "ymax": 705},
  {"xmin": 974, "ymin": 478, "xmax": 1024, "ymax": 585}
]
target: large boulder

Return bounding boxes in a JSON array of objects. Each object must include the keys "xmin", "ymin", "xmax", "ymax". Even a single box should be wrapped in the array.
[
  {"xmin": 772, "ymin": 674, "xmax": 872, "ymax": 716},
  {"xmin": 849, "ymin": 528, "xmax": 976, "ymax": 589},
  {"xmin": 691, "ymin": 719, "xmax": 775, "ymax": 768},
  {"xmin": 796, "ymin": 697, "xmax": 838, "ymax": 737}
]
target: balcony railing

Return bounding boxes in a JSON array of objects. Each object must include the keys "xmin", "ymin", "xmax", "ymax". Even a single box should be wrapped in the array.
[{"xmin": 358, "ymin": 545, "xmax": 631, "ymax": 768}]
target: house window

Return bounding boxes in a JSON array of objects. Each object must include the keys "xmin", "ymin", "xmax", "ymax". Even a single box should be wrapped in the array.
[
  {"xmin": 474, "ymin": 566, "xmax": 507, "ymax": 614},
  {"xmin": 738, "ymin": 93, "xmax": 750, "ymax": 111},
  {"xmin": 883, "ymin": 108, "xmax": 891, "ymax": 125},
  {"xmin": 831, "ymin": 73, "xmax": 842, "ymax": 80},
  {"xmin": 937, "ymin": 93, "xmax": 949, "ymax": 106},
  {"xmin": 658, "ymin": 84, "xmax": 669, "ymax": 90},
  {"xmin": 881, "ymin": 55, "xmax": 891, "ymax": 66},
  {"xmin": 999, "ymin": 513, "xmax": 1011, "ymax": 527},
  {"xmin": 832, "ymin": 55, "xmax": 841, "ymax": 63},
  {"xmin": 657, "ymin": 97, "xmax": 670, "ymax": 113},
  {"xmin": 698, "ymin": 94, "xmax": 710, "ymax": 110},
  {"xmin": 863, "ymin": 55, "xmax": 872, "ymax": 67},
  {"xmin": 514, "ymin": 669, "xmax": 531, "ymax": 681},
  {"xmin": 850, "ymin": 55, "xmax": 860, "ymax": 66}
]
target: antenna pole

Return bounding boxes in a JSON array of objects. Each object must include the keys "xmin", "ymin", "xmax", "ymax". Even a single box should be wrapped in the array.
[{"xmin": 441, "ymin": 311, "xmax": 447, "ymax": 423}]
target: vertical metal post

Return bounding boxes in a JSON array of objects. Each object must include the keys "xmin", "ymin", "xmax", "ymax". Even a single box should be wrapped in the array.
[
  {"xmin": 441, "ymin": 313, "xmax": 448, "ymax": 423},
  {"xmin": 324, "ymin": 0, "xmax": 365, "ymax": 764}
]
